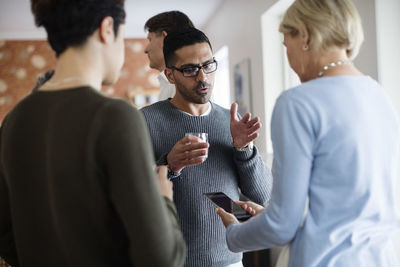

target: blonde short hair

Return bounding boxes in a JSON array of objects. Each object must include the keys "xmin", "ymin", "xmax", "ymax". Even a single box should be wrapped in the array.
[{"xmin": 279, "ymin": 0, "xmax": 364, "ymax": 60}]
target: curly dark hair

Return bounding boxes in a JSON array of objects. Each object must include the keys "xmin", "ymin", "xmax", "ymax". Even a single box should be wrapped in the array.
[
  {"xmin": 163, "ymin": 28, "xmax": 212, "ymax": 68},
  {"xmin": 31, "ymin": 0, "xmax": 126, "ymax": 56}
]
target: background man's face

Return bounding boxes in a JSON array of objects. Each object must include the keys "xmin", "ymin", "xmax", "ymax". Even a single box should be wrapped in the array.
[{"xmin": 144, "ymin": 31, "xmax": 165, "ymax": 71}]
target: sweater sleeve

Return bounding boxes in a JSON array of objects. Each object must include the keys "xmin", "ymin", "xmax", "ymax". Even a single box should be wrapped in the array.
[
  {"xmin": 0, "ymin": 123, "xmax": 19, "ymax": 266},
  {"xmin": 226, "ymin": 94, "xmax": 313, "ymax": 252},
  {"xmin": 96, "ymin": 100, "xmax": 186, "ymax": 267},
  {"xmin": 234, "ymin": 146, "xmax": 272, "ymax": 205}
]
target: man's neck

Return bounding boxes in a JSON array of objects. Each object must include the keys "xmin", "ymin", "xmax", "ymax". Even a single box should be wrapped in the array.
[
  {"xmin": 155, "ymin": 61, "xmax": 166, "ymax": 73},
  {"xmin": 170, "ymin": 97, "xmax": 211, "ymax": 116}
]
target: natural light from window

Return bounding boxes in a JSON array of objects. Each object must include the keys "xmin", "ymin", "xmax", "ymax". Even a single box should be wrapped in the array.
[{"xmin": 212, "ymin": 45, "xmax": 231, "ymax": 109}]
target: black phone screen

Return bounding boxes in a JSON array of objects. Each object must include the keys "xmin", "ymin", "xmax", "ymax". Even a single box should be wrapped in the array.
[{"xmin": 204, "ymin": 192, "xmax": 251, "ymax": 221}]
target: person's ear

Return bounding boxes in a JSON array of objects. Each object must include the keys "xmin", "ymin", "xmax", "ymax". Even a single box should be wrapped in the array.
[
  {"xmin": 165, "ymin": 68, "xmax": 175, "ymax": 84},
  {"xmin": 99, "ymin": 16, "xmax": 115, "ymax": 44},
  {"xmin": 299, "ymin": 22, "xmax": 310, "ymax": 48},
  {"xmin": 160, "ymin": 30, "xmax": 168, "ymax": 49}
]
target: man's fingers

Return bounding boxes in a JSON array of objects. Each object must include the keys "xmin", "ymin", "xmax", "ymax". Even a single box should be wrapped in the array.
[
  {"xmin": 186, "ymin": 149, "xmax": 208, "ymax": 160},
  {"xmin": 169, "ymin": 135, "xmax": 210, "ymax": 170},
  {"xmin": 247, "ymin": 116, "xmax": 260, "ymax": 126},
  {"xmin": 247, "ymin": 132, "xmax": 259, "ymax": 141},
  {"xmin": 240, "ymin": 112, "xmax": 251, "ymax": 123},
  {"xmin": 188, "ymin": 142, "xmax": 209, "ymax": 150},
  {"xmin": 174, "ymin": 148, "xmax": 208, "ymax": 161},
  {"xmin": 247, "ymin": 122, "xmax": 262, "ymax": 134},
  {"xmin": 230, "ymin": 102, "xmax": 238, "ymax": 121},
  {"xmin": 175, "ymin": 139, "xmax": 208, "ymax": 154},
  {"xmin": 185, "ymin": 156, "xmax": 207, "ymax": 167},
  {"xmin": 182, "ymin": 135, "xmax": 203, "ymax": 143},
  {"xmin": 174, "ymin": 148, "xmax": 208, "ymax": 166}
]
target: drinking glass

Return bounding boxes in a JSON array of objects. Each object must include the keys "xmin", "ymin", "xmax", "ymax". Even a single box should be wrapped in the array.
[{"xmin": 185, "ymin": 132, "xmax": 208, "ymax": 159}]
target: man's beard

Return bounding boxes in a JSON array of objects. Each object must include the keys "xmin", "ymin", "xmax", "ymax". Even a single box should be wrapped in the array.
[{"xmin": 177, "ymin": 81, "xmax": 213, "ymax": 104}]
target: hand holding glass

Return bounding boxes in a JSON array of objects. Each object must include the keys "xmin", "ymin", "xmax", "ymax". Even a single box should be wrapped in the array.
[{"xmin": 185, "ymin": 132, "xmax": 208, "ymax": 159}]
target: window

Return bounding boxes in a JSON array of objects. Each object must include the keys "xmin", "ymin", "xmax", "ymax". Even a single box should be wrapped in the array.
[
  {"xmin": 212, "ymin": 45, "xmax": 231, "ymax": 109},
  {"xmin": 261, "ymin": 0, "xmax": 297, "ymax": 159}
]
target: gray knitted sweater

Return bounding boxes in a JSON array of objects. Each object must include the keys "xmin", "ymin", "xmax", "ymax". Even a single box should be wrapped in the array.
[{"xmin": 141, "ymin": 100, "xmax": 272, "ymax": 267}]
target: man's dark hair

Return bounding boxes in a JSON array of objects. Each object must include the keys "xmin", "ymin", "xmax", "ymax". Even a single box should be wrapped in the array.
[
  {"xmin": 31, "ymin": 0, "xmax": 126, "ymax": 57},
  {"xmin": 163, "ymin": 28, "xmax": 212, "ymax": 68},
  {"xmin": 144, "ymin": 10, "xmax": 194, "ymax": 36}
]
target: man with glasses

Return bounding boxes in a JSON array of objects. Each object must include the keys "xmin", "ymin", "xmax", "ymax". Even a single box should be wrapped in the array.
[{"xmin": 141, "ymin": 28, "xmax": 272, "ymax": 267}]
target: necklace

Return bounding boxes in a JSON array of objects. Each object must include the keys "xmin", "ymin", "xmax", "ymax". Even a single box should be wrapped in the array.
[
  {"xmin": 318, "ymin": 60, "xmax": 352, "ymax": 77},
  {"xmin": 44, "ymin": 76, "xmax": 87, "ymax": 87}
]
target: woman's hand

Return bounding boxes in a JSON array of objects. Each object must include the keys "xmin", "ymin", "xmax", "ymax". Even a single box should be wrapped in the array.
[
  {"xmin": 156, "ymin": 165, "xmax": 173, "ymax": 200},
  {"xmin": 236, "ymin": 200, "xmax": 265, "ymax": 216},
  {"xmin": 215, "ymin": 207, "xmax": 239, "ymax": 228}
]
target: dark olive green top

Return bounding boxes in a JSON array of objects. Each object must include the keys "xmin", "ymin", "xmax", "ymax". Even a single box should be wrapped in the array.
[{"xmin": 0, "ymin": 87, "xmax": 186, "ymax": 267}]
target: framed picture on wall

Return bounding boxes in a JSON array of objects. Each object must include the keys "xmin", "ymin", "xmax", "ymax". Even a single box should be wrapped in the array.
[{"xmin": 233, "ymin": 58, "xmax": 252, "ymax": 116}]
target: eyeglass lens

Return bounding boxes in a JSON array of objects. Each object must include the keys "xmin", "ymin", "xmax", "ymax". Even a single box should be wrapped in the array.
[{"xmin": 182, "ymin": 61, "xmax": 217, "ymax": 77}]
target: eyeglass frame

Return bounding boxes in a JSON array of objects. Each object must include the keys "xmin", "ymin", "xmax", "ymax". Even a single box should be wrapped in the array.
[{"xmin": 169, "ymin": 59, "xmax": 218, "ymax": 77}]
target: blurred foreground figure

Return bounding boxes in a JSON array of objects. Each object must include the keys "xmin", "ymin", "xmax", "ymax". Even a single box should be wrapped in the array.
[{"xmin": 0, "ymin": 1, "xmax": 186, "ymax": 266}]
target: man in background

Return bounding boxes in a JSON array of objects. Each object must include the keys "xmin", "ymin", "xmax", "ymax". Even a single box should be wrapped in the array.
[{"xmin": 144, "ymin": 10, "xmax": 194, "ymax": 100}]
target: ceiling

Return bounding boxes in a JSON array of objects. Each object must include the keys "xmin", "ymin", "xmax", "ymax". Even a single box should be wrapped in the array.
[{"xmin": 0, "ymin": 0, "xmax": 224, "ymax": 39}]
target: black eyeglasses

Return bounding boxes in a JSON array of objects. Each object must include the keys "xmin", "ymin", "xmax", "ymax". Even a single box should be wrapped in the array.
[{"xmin": 170, "ymin": 60, "xmax": 218, "ymax": 77}]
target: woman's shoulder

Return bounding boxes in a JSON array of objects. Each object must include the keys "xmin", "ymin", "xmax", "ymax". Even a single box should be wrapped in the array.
[{"xmin": 280, "ymin": 76, "xmax": 374, "ymax": 101}]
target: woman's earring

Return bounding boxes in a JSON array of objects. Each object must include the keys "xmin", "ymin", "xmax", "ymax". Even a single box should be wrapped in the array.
[{"xmin": 302, "ymin": 44, "xmax": 309, "ymax": 51}]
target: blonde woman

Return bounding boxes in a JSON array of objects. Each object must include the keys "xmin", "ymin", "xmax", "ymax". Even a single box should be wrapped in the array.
[{"xmin": 216, "ymin": 0, "xmax": 400, "ymax": 266}]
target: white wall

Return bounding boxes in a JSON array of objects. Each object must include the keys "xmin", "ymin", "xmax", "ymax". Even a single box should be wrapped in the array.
[
  {"xmin": 203, "ymin": 0, "xmax": 278, "ymax": 161},
  {"xmin": 375, "ymin": 0, "xmax": 400, "ymax": 119},
  {"xmin": 352, "ymin": 0, "xmax": 379, "ymax": 80},
  {"xmin": 375, "ymin": 0, "xmax": 400, "ymax": 257},
  {"xmin": 261, "ymin": 0, "xmax": 298, "ymax": 160}
]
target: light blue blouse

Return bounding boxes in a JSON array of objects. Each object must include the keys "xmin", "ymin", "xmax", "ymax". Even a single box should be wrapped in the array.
[{"xmin": 226, "ymin": 76, "xmax": 400, "ymax": 266}]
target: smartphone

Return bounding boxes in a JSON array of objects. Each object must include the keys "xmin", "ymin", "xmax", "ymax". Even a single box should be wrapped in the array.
[{"xmin": 204, "ymin": 192, "xmax": 251, "ymax": 221}]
